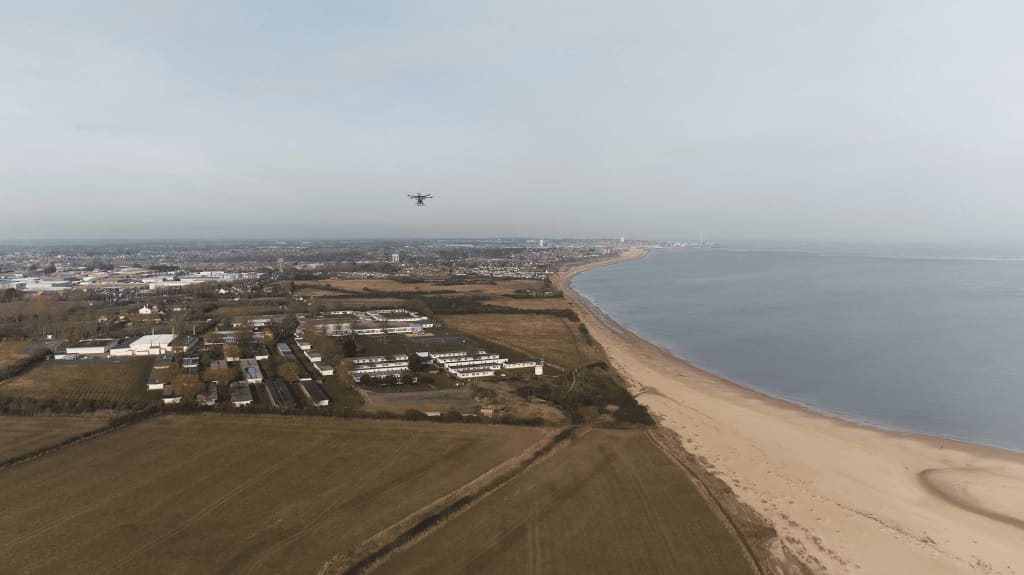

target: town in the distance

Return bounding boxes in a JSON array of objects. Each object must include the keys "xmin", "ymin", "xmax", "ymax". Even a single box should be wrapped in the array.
[{"xmin": 0, "ymin": 236, "xmax": 777, "ymax": 575}]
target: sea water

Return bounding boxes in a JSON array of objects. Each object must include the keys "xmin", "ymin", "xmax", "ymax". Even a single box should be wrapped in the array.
[{"xmin": 572, "ymin": 247, "xmax": 1024, "ymax": 451}]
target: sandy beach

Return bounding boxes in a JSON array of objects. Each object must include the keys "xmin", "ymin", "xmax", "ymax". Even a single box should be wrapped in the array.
[{"xmin": 557, "ymin": 250, "xmax": 1024, "ymax": 575}]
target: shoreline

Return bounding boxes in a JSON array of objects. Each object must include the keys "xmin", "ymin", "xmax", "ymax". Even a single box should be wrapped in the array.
[{"xmin": 556, "ymin": 249, "xmax": 1024, "ymax": 574}]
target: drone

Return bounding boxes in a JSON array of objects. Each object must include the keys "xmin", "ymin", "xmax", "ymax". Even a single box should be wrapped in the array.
[{"xmin": 408, "ymin": 193, "xmax": 433, "ymax": 206}]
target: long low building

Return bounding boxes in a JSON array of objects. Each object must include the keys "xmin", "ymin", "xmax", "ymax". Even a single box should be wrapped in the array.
[
  {"xmin": 351, "ymin": 365, "xmax": 408, "ymax": 378},
  {"xmin": 265, "ymin": 378, "xmax": 296, "ymax": 408},
  {"xmin": 351, "ymin": 368, "xmax": 405, "ymax": 381},
  {"xmin": 276, "ymin": 342, "xmax": 312, "ymax": 382},
  {"xmin": 67, "ymin": 339, "xmax": 116, "ymax": 355},
  {"xmin": 239, "ymin": 358, "xmax": 264, "ymax": 384},
  {"xmin": 230, "ymin": 382, "xmax": 253, "ymax": 406},
  {"xmin": 314, "ymin": 363, "xmax": 334, "ymax": 376},
  {"xmin": 300, "ymin": 380, "xmax": 330, "ymax": 407},
  {"xmin": 352, "ymin": 354, "xmax": 409, "ymax": 365}
]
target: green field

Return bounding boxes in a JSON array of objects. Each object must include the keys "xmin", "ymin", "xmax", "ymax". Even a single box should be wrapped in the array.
[
  {"xmin": 378, "ymin": 429, "xmax": 755, "ymax": 575},
  {"xmin": 0, "ymin": 359, "xmax": 153, "ymax": 403},
  {"xmin": 0, "ymin": 416, "xmax": 109, "ymax": 463},
  {"xmin": 0, "ymin": 415, "xmax": 546, "ymax": 574}
]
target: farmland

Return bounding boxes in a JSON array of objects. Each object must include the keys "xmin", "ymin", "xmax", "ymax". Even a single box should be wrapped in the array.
[
  {"xmin": 482, "ymin": 297, "xmax": 572, "ymax": 311},
  {"xmin": 441, "ymin": 313, "xmax": 601, "ymax": 369},
  {"xmin": 0, "ymin": 416, "xmax": 109, "ymax": 463},
  {"xmin": 300, "ymin": 278, "xmax": 546, "ymax": 296},
  {"xmin": 377, "ymin": 429, "xmax": 755, "ymax": 575},
  {"xmin": 0, "ymin": 340, "xmax": 31, "ymax": 372},
  {"xmin": 0, "ymin": 415, "xmax": 546, "ymax": 575},
  {"xmin": 0, "ymin": 358, "xmax": 153, "ymax": 403}
]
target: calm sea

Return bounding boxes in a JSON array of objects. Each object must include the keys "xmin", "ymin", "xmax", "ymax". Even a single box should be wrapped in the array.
[{"xmin": 572, "ymin": 247, "xmax": 1024, "ymax": 451}]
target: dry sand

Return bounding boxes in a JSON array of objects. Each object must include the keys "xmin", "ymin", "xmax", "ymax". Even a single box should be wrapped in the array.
[{"xmin": 557, "ymin": 250, "xmax": 1024, "ymax": 575}]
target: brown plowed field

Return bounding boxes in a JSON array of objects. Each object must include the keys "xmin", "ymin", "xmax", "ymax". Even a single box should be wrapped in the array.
[
  {"xmin": 0, "ymin": 416, "xmax": 109, "ymax": 462},
  {"xmin": 0, "ymin": 359, "xmax": 153, "ymax": 403},
  {"xmin": 377, "ymin": 429, "xmax": 755, "ymax": 575},
  {"xmin": 0, "ymin": 415, "xmax": 544, "ymax": 575},
  {"xmin": 0, "ymin": 340, "xmax": 31, "ymax": 373},
  {"xmin": 441, "ymin": 314, "xmax": 600, "ymax": 368}
]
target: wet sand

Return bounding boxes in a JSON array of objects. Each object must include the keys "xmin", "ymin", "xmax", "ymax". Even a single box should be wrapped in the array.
[{"xmin": 557, "ymin": 250, "xmax": 1024, "ymax": 574}]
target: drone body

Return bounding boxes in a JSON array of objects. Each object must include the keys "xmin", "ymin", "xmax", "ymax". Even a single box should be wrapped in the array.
[{"xmin": 408, "ymin": 194, "xmax": 433, "ymax": 206}]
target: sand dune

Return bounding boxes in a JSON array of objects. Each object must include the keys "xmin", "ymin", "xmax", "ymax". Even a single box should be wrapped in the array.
[{"xmin": 559, "ymin": 250, "xmax": 1024, "ymax": 575}]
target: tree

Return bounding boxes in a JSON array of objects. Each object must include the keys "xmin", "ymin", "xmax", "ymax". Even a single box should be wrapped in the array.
[
  {"xmin": 408, "ymin": 353, "xmax": 424, "ymax": 372},
  {"xmin": 277, "ymin": 361, "xmax": 299, "ymax": 382},
  {"xmin": 359, "ymin": 374, "xmax": 372, "ymax": 386},
  {"xmin": 1, "ymin": 288, "xmax": 17, "ymax": 303},
  {"xmin": 342, "ymin": 338, "xmax": 357, "ymax": 357},
  {"xmin": 43, "ymin": 262, "xmax": 57, "ymax": 274}
]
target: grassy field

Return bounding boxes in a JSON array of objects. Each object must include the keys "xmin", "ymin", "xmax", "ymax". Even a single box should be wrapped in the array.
[
  {"xmin": 0, "ymin": 340, "xmax": 31, "ymax": 370},
  {"xmin": 441, "ymin": 314, "xmax": 601, "ymax": 369},
  {"xmin": 0, "ymin": 414, "xmax": 546, "ymax": 575},
  {"xmin": 305, "ymin": 278, "xmax": 545, "ymax": 296},
  {"xmin": 483, "ymin": 297, "xmax": 572, "ymax": 311},
  {"xmin": 0, "ymin": 359, "xmax": 154, "ymax": 403},
  {"xmin": 378, "ymin": 429, "xmax": 754, "ymax": 575},
  {"xmin": 0, "ymin": 416, "xmax": 109, "ymax": 462}
]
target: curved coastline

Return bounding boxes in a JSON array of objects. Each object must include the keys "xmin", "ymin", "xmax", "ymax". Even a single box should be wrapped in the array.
[{"xmin": 556, "ymin": 249, "xmax": 1024, "ymax": 575}]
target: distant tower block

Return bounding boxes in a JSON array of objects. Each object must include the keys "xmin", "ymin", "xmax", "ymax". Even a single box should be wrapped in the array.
[
  {"xmin": 619, "ymin": 237, "xmax": 625, "ymax": 244},
  {"xmin": 391, "ymin": 253, "xmax": 400, "ymax": 263},
  {"xmin": 538, "ymin": 239, "xmax": 545, "ymax": 248},
  {"xmin": 277, "ymin": 258, "xmax": 284, "ymax": 273}
]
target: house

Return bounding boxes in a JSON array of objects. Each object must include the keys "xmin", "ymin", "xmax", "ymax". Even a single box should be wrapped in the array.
[
  {"xmin": 161, "ymin": 384, "xmax": 182, "ymax": 404},
  {"xmin": 300, "ymin": 380, "xmax": 330, "ymax": 407},
  {"xmin": 138, "ymin": 305, "xmax": 155, "ymax": 315},
  {"xmin": 209, "ymin": 359, "xmax": 229, "ymax": 371},
  {"xmin": 129, "ymin": 334, "xmax": 176, "ymax": 356},
  {"xmin": 265, "ymin": 378, "xmax": 296, "ymax": 408},
  {"xmin": 230, "ymin": 382, "xmax": 253, "ymax": 406},
  {"xmin": 196, "ymin": 382, "xmax": 219, "ymax": 406},
  {"xmin": 182, "ymin": 356, "xmax": 200, "ymax": 370},
  {"xmin": 239, "ymin": 358, "xmax": 264, "ymax": 384},
  {"xmin": 314, "ymin": 363, "xmax": 334, "ymax": 376}
]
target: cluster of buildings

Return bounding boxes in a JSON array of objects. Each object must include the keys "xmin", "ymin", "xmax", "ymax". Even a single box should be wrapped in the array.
[
  {"xmin": 433, "ymin": 351, "xmax": 543, "ymax": 380},
  {"xmin": 293, "ymin": 337, "xmax": 334, "ymax": 376},
  {"xmin": 304, "ymin": 308, "xmax": 434, "ymax": 338},
  {"xmin": 62, "ymin": 334, "xmax": 198, "ymax": 359},
  {"xmin": 0, "ymin": 268, "xmax": 257, "ymax": 294},
  {"xmin": 350, "ymin": 350, "xmax": 542, "ymax": 383}
]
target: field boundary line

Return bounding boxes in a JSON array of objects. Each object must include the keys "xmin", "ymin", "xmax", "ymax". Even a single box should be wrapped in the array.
[
  {"xmin": 0, "ymin": 411, "xmax": 162, "ymax": 473},
  {"xmin": 646, "ymin": 427, "xmax": 770, "ymax": 575},
  {"xmin": 319, "ymin": 426, "xmax": 580, "ymax": 575}
]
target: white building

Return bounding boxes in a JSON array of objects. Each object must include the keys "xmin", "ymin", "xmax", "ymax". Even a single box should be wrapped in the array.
[
  {"xmin": 66, "ymin": 339, "xmax": 115, "ymax": 355},
  {"xmin": 129, "ymin": 334, "xmax": 176, "ymax": 355}
]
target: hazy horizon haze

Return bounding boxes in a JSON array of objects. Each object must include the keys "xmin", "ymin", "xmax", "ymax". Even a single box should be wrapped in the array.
[{"xmin": 3, "ymin": 1, "xmax": 1022, "ymax": 243}]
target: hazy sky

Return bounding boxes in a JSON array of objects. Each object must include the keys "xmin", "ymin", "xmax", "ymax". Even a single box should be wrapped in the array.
[{"xmin": 2, "ymin": 1, "xmax": 1023, "ymax": 242}]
